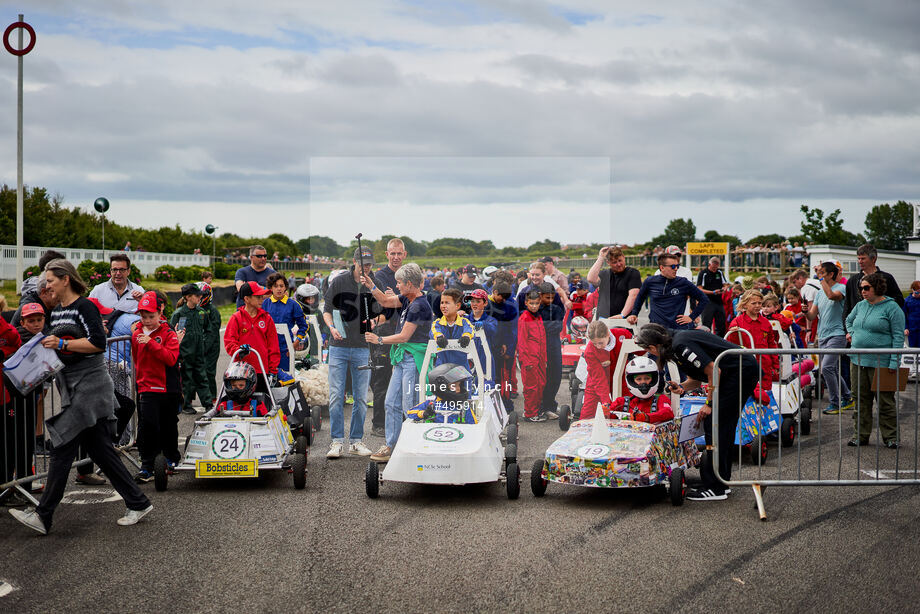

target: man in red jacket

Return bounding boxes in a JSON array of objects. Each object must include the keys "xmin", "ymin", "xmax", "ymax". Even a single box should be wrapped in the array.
[
  {"xmin": 131, "ymin": 291, "xmax": 181, "ymax": 483},
  {"xmin": 517, "ymin": 290, "xmax": 547, "ymax": 421},
  {"xmin": 224, "ymin": 282, "xmax": 280, "ymax": 390}
]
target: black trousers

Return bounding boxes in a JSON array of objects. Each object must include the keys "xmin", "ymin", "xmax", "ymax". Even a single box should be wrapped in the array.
[
  {"xmin": 37, "ymin": 420, "xmax": 151, "ymax": 530},
  {"xmin": 3, "ymin": 394, "xmax": 37, "ymax": 484},
  {"xmin": 701, "ymin": 303, "xmax": 727, "ymax": 337},
  {"xmin": 700, "ymin": 363, "xmax": 759, "ymax": 489},
  {"xmin": 541, "ymin": 337, "xmax": 563, "ymax": 412},
  {"xmin": 137, "ymin": 392, "xmax": 181, "ymax": 471},
  {"xmin": 369, "ymin": 344, "xmax": 392, "ymax": 429}
]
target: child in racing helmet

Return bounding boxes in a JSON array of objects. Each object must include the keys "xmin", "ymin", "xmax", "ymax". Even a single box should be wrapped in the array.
[
  {"xmin": 564, "ymin": 315, "xmax": 589, "ymax": 344},
  {"xmin": 406, "ymin": 363, "xmax": 476, "ymax": 424},
  {"xmin": 609, "ymin": 355, "xmax": 674, "ymax": 424},
  {"xmin": 215, "ymin": 362, "xmax": 268, "ymax": 417}
]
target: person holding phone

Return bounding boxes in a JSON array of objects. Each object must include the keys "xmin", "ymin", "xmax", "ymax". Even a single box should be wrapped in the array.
[{"xmin": 587, "ymin": 246, "xmax": 642, "ymax": 320}]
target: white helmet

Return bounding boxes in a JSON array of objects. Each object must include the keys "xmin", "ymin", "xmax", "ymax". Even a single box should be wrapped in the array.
[
  {"xmin": 570, "ymin": 316, "xmax": 589, "ymax": 337},
  {"xmin": 482, "ymin": 266, "xmax": 498, "ymax": 279},
  {"xmin": 295, "ymin": 283, "xmax": 319, "ymax": 302},
  {"xmin": 624, "ymin": 356, "xmax": 660, "ymax": 399}
]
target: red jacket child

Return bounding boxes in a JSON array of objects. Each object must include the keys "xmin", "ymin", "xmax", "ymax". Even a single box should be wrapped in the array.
[
  {"xmin": 224, "ymin": 306, "xmax": 280, "ymax": 375},
  {"xmin": 580, "ymin": 340, "xmax": 611, "ymax": 419},
  {"xmin": 0, "ymin": 318, "xmax": 22, "ymax": 404},
  {"xmin": 131, "ymin": 319, "xmax": 180, "ymax": 393},
  {"xmin": 517, "ymin": 305, "xmax": 547, "ymax": 419},
  {"xmin": 727, "ymin": 311, "xmax": 779, "ymax": 396}
]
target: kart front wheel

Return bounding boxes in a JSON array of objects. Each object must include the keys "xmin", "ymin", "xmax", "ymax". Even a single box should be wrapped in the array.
[
  {"xmin": 530, "ymin": 458, "xmax": 547, "ymax": 497},
  {"xmin": 504, "ymin": 443, "xmax": 517, "ymax": 466},
  {"xmin": 669, "ymin": 467, "xmax": 685, "ymax": 506},
  {"xmin": 780, "ymin": 417, "xmax": 795, "ymax": 447},
  {"xmin": 505, "ymin": 423, "xmax": 518, "ymax": 447},
  {"xmin": 291, "ymin": 453, "xmax": 307, "ymax": 490},
  {"xmin": 154, "ymin": 454, "xmax": 169, "ymax": 492},
  {"xmin": 295, "ymin": 435, "xmax": 309, "ymax": 454},
  {"xmin": 311, "ymin": 406, "xmax": 323, "ymax": 432},
  {"xmin": 365, "ymin": 460, "xmax": 379, "ymax": 499},
  {"xmin": 507, "ymin": 410, "xmax": 518, "ymax": 426},
  {"xmin": 800, "ymin": 405, "xmax": 812, "ymax": 435},
  {"xmin": 505, "ymin": 462, "xmax": 520, "ymax": 500},
  {"xmin": 558, "ymin": 404, "xmax": 571, "ymax": 431}
]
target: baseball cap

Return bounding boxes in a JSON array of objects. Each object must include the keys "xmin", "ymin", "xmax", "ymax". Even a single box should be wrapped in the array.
[
  {"xmin": 137, "ymin": 291, "xmax": 159, "ymax": 313},
  {"xmin": 574, "ymin": 280, "xmax": 587, "ymax": 290},
  {"xmin": 539, "ymin": 256, "xmax": 555, "ymax": 264},
  {"xmin": 20, "ymin": 302, "xmax": 44, "ymax": 318},
  {"xmin": 87, "ymin": 297, "xmax": 114, "ymax": 315},
  {"xmin": 665, "ymin": 245, "xmax": 682, "ymax": 255},
  {"xmin": 353, "ymin": 247, "xmax": 375, "ymax": 264},
  {"xmin": 239, "ymin": 281, "xmax": 269, "ymax": 299},
  {"xmin": 461, "ymin": 264, "xmax": 478, "ymax": 275},
  {"xmin": 469, "ymin": 289, "xmax": 488, "ymax": 301},
  {"xmin": 180, "ymin": 283, "xmax": 202, "ymax": 297}
]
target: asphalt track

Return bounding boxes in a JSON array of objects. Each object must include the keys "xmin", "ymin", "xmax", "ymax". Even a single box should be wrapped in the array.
[{"xmin": 2, "ymin": 329, "xmax": 919, "ymax": 613}]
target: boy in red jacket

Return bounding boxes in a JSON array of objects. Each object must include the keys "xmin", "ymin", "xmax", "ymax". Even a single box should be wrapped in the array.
[
  {"xmin": 609, "ymin": 356, "xmax": 673, "ymax": 423},
  {"xmin": 224, "ymin": 282, "xmax": 281, "ymax": 390},
  {"xmin": 131, "ymin": 291, "xmax": 181, "ymax": 483},
  {"xmin": 518, "ymin": 290, "xmax": 547, "ymax": 421},
  {"xmin": 727, "ymin": 289, "xmax": 778, "ymax": 401}
]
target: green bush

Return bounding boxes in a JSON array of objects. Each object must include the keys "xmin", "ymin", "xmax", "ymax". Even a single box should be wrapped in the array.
[
  {"xmin": 154, "ymin": 265, "xmax": 177, "ymax": 282},
  {"xmin": 76, "ymin": 259, "xmax": 142, "ymax": 289},
  {"xmin": 213, "ymin": 261, "xmax": 236, "ymax": 279},
  {"xmin": 23, "ymin": 264, "xmax": 41, "ymax": 280}
]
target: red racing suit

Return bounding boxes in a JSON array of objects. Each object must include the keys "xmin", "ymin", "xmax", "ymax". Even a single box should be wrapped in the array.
[
  {"xmin": 0, "ymin": 318, "xmax": 21, "ymax": 404},
  {"xmin": 517, "ymin": 310, "xmax": 546, "ymax": 418},
  {"xmin": 608, "ymin": 394, "xmax": 673, "ymax": 424},
  {"xmin": 224, "ymin": 306, "xmax": 280, "ymax": 375},
  {"xmin": 580, "ymin": 341, "xmax": 611, "ymax": 419}
]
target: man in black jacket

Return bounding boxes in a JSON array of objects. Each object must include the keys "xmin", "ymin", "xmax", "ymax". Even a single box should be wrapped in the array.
[{"xmin": 844, "ymin": 244, "xmax": 903, "ymax": 329}]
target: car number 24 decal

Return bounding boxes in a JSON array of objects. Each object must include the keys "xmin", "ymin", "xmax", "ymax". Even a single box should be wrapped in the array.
[
  {"xmin": 423, "ymin": 426, "xmax": 464, "ymax": 442},
  {"xmin": 212, "ymin": 429, "xmax": 247, "ymax": 459}
]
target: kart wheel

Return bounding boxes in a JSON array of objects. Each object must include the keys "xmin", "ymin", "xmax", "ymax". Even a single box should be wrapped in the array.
[
  {"xmin": 558, "ymin": 404, "xmax": 571, "ymax": 431},
  {"xmin": 749, "ymin": 436, "xmax": 768, "ymax": 464},
  {"xmin": 506, "ymin": 423, "xmax": 518, "ymax": 447},
  {"xmin": 365, "ymin": 460, "xmax": 379, "ymax": 499},
  {"xmin": 291, "ymin": 453, "xmax": 307, "ymax": 490},
  {"xmin": 154, "ymin": 454, "xmax": 169, "ymax": 492},
  {"xmin": 311, "ymin": 405, "xmax": 322, "ymax": 432},
  {"xmin": 780, "ymin": 417, "xmax": 795, "ymax": 447},
  {"xmin": 507, "ymin": 410, "xmax": 518, "ymax": 426},
  {"xmin": 504, "ymin": 443, "xmax": 517, "ymax": 465},
  {"xmin": 800, "ymin": 405, "xmax": 812, "ymax": 435},
  {"xmin": 505, "ymin": 462, "xmax": 520, "ymax": 500},
  {"xmin": 295, "ymin": 435, "xmax": 309, "ymax": 454},
  {"xmin": 530, "ymin": 458, "xmax": 547, "ymax": 497},
  {"xmin": 669, "ymin": 467, "xmax": 685, "ymax": 506}
]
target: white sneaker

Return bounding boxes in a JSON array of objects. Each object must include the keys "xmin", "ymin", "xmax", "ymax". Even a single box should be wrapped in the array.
[
  {"xmin": 117, "ymin": 504, "xmax": 153, "ymax": 526},
  {"xmin": 327, "ymin": 441, "xmax": 344, "ymax": 459},
  {"xmin": 9, "ymin": 508, "xmax": 47, "ymax": 535},
  {"xmin": 349, "ymin": 441, "xmax": 373, "ymax": 456}
]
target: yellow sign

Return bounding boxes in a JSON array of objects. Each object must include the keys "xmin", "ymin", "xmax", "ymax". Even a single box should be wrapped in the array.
[
  {"xmin": 195, "ymin": 459, "xmax": 258, "ymax": 478},
  {"xmin": 686, "ymin": 242, "xmax": 729, "ymax": 256}
]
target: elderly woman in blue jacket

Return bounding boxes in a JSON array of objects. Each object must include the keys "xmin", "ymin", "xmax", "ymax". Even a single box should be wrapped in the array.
[{"xmin": 845, "ymin": 272, "xmax": 905, "ymax": 449}]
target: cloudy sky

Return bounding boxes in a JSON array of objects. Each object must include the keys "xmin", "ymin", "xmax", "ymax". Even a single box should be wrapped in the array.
[{"xmin": 1, "ymin": 1, "xmax": 918, "ymax": 247}]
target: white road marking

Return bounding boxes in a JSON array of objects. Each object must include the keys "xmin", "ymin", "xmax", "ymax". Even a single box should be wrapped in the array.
[
  {"xmin": 859, "ymin": 469, "xmax": 911, "ymax": 479},
  {"xmin": 60, "ymin": 489, "xmax": 124, "ymax": 505},
  {"xmin": 0, "ymin": 581, "xmax": 16, "ymax": 597}
]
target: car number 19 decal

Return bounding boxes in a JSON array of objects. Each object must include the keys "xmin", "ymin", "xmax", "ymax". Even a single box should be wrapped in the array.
[
  {"xmin": 576, "ymin": 444, "xmax": 611, "ymax": 459},
  {"xmin": 423, "ymin": 426, "xmax": 463, "ymax": 442},
  {"xmin": 213, "ymin": 429, "xmax": 246, "ymax": 459}
]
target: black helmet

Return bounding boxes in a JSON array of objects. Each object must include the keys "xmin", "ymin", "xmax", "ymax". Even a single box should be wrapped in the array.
[
  {"xmin": 428, "ymin": 363, "xmax": 472, "ymax": 403},
  {"xmin": 224, "ymin": 361, "xmax": 257, "ymax": 403}
]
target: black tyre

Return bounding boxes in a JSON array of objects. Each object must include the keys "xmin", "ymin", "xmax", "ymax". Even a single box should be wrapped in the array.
[
  {"xmin": 558, "ymin": 404, "xmax": 571, "ymax": 431},
  {"xmin": 154, "ymin": 454, "xmax": 169, "ymax": 492},
  {"xmin": 311, "ymin": 405, "xmax": 322, "ymax": 432},
  {"xmin": 504, "ymin": 443, "xmax": 517, "ymax": 465},
  {"xmin": 291, "ymin": 452, "xmax": 307, "ymax": 490},
  {"xmin": 506, "ymin": 462, "xmax": 520, "ymax": 500},
  {"xmin": 365, "ymin": 460, "xmax": 379, "ymax": 498},
  {"xmin": 506, "ymin": 423, "xmax": 518, "ymax": 447},
  {"xmin": 780, "ymin": 417, "xmax": 795, "ymax": 447},
  {"xmin": 530, "ymin": 458, "xmax": 547, "ymax": 497},
  {"xmin": 507, "ymin": 410, "xmax": 518, "ymax": 426},
  {"xmin": 294, "ymin": 435, "xmax": 309, "ymax": 454},
  {"xmin": 749, "ymin": 436, "xmax": 768, "ymax": 464},
  {"xmin": 669, "ymin": 467, "xmax": 685, "ymax": 506},
  {"xmin": 800, "ymin": 405, "xmax": 812, "ymax": 435}
]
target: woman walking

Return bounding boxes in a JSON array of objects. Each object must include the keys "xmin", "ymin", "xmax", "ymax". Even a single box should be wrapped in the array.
[{"xmin": 10, "ymin": 260, "xmax": 152, "ymax": 535}]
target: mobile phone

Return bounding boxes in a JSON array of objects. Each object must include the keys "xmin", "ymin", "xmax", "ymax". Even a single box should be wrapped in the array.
[{"xmin": 176, "ymin": 317, "xmax": 187, "ymax": 331}]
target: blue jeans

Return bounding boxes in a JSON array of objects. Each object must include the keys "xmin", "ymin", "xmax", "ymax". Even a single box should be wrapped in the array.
[
  {"xmin": 385, "ymin": 353, "xmax": 419, "ymax": 448},
  {"xmin": 328, "ymin": 346, "xmax": 370, "ymax": 443},
  {"xmin": 818, "ymin": 335, "xmax": 850, "ymax": 407}
]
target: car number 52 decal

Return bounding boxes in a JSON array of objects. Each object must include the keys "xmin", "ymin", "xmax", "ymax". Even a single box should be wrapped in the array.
[{"xmin": 423, "ymin": 426, "xmax": 463, "ymax": 442}]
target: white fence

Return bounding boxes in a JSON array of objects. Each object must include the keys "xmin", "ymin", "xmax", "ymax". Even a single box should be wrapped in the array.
[{"xmin": 0, "ymin": 244, "xmax": 211, "ymax": 279}]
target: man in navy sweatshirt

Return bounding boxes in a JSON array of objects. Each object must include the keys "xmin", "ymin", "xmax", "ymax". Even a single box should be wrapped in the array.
[{"xmin": 627, "ymin": 253, "xmax": 708, "ymax": 330}]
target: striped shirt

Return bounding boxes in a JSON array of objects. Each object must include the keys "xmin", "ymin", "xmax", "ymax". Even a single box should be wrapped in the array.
[{"xmin": 50, "ymin": 297, "xmax": 107, "ymax": 365}]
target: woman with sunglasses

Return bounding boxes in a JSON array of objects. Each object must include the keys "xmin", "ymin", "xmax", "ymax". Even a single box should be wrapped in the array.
[
  {"xmin": 845, "ymin": 272, "xmax": 905, "ymax": 448},
  {"xmin": 903, "ymin": 281, "xmax": 920, "ymax": 348}
]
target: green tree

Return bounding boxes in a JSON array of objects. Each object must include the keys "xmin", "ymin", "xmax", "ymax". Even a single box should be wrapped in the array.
[
  {"xmin": 526, "ymin": 238, "xmax": 561, "ymax": 253},
  {"xmin": 702, "ymin": 230, "xmax": 742, "ymax": 246},
  {"xmin": 800, "ymin": 205, "xmax": 865, "ymax": 245},
  {"xmin": 650, "ymin": 218, "xmax": 696, "ymax": 248},
  {"xmin": 295, "ymin": 235, "xmax": 343, "ymax": 257},
  {"xmin": 864, "ymin": 201, "xmax": 913, "ymax": 250},
  {"xmin": 747, "ymin": 233, "xmax": 786, "ymax": 245}
]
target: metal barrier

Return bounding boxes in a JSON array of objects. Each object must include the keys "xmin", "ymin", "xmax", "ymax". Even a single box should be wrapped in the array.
[
  {"xmin": 1, "ymin": 335, "xmax": 138, "ymax": 506},
  {"xmin": 712, "ymin": 345, "xmax": 920, "ymax": 521}
]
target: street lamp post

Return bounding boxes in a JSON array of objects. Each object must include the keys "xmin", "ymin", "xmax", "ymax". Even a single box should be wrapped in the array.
[
  {"xmin": 94, "ymin": 197, "xmax": 110, "ymax": 253},
  {"xmin": 205, "ymin": 224, "xmax": 219, "ymax": 263}
]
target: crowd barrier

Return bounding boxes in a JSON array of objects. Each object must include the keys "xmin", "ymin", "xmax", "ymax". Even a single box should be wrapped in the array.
[
  {"xmin": 712, "ymin": 346, "xmax": 920, "ymax": 521},
  {"xmin": 1, "ymin": 335, "xmax": 138, "ymax": 506}
]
